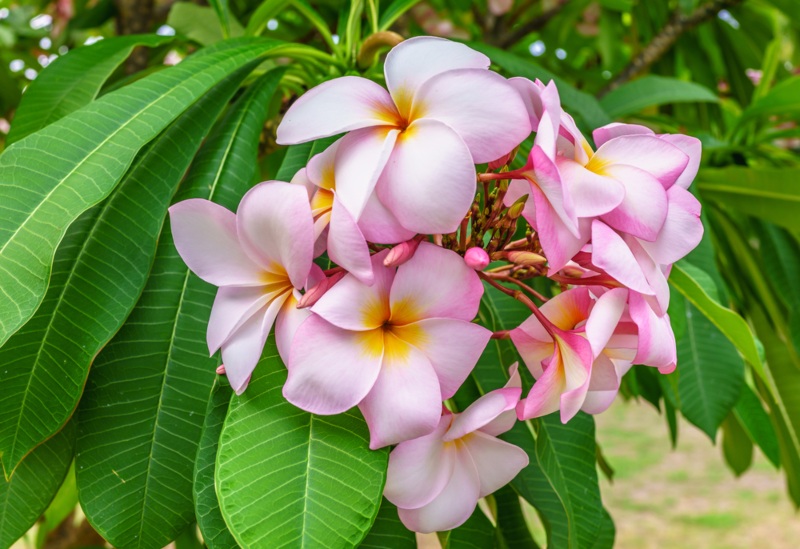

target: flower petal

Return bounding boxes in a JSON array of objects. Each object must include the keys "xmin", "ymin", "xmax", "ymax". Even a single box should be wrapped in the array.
[
  {"xmin": 390, "ymin": 242, "xmax": 484, "ymax": 323},
  {"xmin": 590, "ymin": 220, "xmax": 653, "ymax": 296},
  {"xmin": 384, "ymin": 36, "xmax": 489, "ymax": 117},
  {"xmin": 377, "ymin": 119, "xmax": 476, "ymax": 234},
  {"xmin": 276, "ymin": 76, "xmax": 397, "ymax": 144},
  {"xmin": 581, "ymin": 353, "xmax": 621, "ymax": 414},
  {"xmin": 168, "ymin": 199, "xmax": 264, "ymax": 286},
  {"xmin": 359, "ymin": 334, "xmax": 442, "ymax": 448},
  {"xmin": 531, "ymin": 185, "xmax": 589, "ymax": 273},
  {"xmin": 585, "ymin": 287, "xmax": 628, "ymax": 356},
  {"xmin": 312, "ymin": 251, "xmax": 393, "ymax": 331},
  {"xmin": 594, "ymin": 135, "xmax": 689, "ymax": 189},
  {"xmin": 463, "ymin": 431, "xmax": 529, "ymax": 497},
  {"xmin": 334, "ymin": 127, "xmax": 400, "ymax": 218},
  {"xmin": 274, "ymin": 291, "xmax": 310, "ymax": 364},
  {"xmin": 396, "ymin": 318, "xmax": 491, "ymax": 399},
  {"xmin": 397, "ymin": 448, "xmax": 481, "ymax": 534},
  {"xmin": 327, "ymin": 196, "xmax": 374, "ymax": 285},
  {"xmin": 444, "ymin": 387, "xmax": 521, "ymax": 441},
  {"xmin": 599, "ymin": 164, "xmax": 668, "ymax": 241},
  {"xmin": 516, "ymin": 348, "xmax": 565, "ymax": 420},
  {"xmin": 640, "ymin": 185, "xmax": 703, "ymax": 265},
  {"xmin": 480, "ymin": 363, "xmax": 523, "ymax": 436},
  {"xmin": 207, "ymin": 285, "xmax": 281, "ymax": 353},
  {"xmin": 592, "ymin": 122, "xmax": 654, "ymax": 148},
  {"xmin": 659, "ymin": 134, "xmax": 701, "ymax": 190},
  {"xmin": 358, "ymin": 191, "xmax": 418, "ymax": 244},
  {"xmin": 555, "ymin": 330, "xmax": 594, "ymax": 423},
  {"xmin": 284, "ymin": 315, "xmax": 383, "ymax": 414},
  {"xmin": 414, "ymin": 69, "xmax": 531, "ymax": 163},
  {"xmin": 557, "ymin": 158, "xmax": 626, "ymax": 218},
  {"xmin": 385, "ymin": 414, "xmax": 456, "ymax": 509},
  {"xmin": 508, "ymin": 77, "xmax": 545, "ymax": 131},
  {"xmin": 237, "ymin": 181, "xmax": 315, "ymax": 289},
  {"xmin": 629, "ymin": 292, "xmax": 676, "ymax": 373}
]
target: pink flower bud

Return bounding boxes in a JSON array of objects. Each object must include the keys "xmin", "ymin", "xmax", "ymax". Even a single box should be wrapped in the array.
[
  {"xmin": 297, "ymin": 271, "xmax": 345, "ymax": 309},
  {"xmin": 464, "ymin": 247, "xmax": 490, "ymax": 270},
  {"xmin": 216, "ymin": 365, "xmax": 226, "ymax": 375},
  {"xmin": 384, "ymin": 238, "xmax": 421, "ymax": 268},
  {"xmin": 507, "ymin": 251, "xmax": 546, "ymax": 267}
]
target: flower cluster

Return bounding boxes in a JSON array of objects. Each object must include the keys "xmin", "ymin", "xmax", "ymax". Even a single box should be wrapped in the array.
[{"xmin": 169, "ymin": 36, "xmax": 702, "ymax": 533}]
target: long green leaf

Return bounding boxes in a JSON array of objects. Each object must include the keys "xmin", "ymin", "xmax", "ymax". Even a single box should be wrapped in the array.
[
  {"xmin": 0, "ymin": 37, "xmax": 285, "ymax": 348},
  {"xmin": 216, "ymin": 346, "xmax": 388, "ymax": 548},
  {"xmin": 676, "ymin": 301, "xmax": 744, "ymax": 439},
  {"xmin": 440, "ymin": 508, "xmax": 495, "ymax": 549},
  {"xmin": 734, "ymin": 384, "xmax": 780, "ymax": 467},
  {"xmin": 740, "ymin": 76, "xmax": 800, "ymax": 120},
  {"xmin": 466, "ymin": 42, "xmax": 612, "ymax": 130},
  {"xmin": 494, "ymin": 485, "xmax": 540, "ymax": 549},
  {"xmin": 194, "ymin": 379, "xmax": 238, "ymax": 549},
  {"xmin": 76, "ymin": 69, "xmax": 285, "ymax": 549},
  {"xmin": 35, "ymin": 463, "xmax": 78, "ymax": 549},
  {"xmin": 697, "ymin": 167, "xmax": 800, "ymax": 232},
  {"xmin": 359, "ymin": 499, "xmax": 415, "ymax": 549},
  {"xmin": 378, "ymin": 0, "xmax": 422, "ymax": 30},
  {"xmin": 6, "ymin": 34, "xmax": 174, "ymax": 145},
  {"xmin": 721, "ymin": 412, "xmax": 754, "ymax": 476},
  {"xmin": 0, "ymin": 422, "xmax": 74, "ymax": 549},
  {"xmin": 0, "ymin": 63, "xmax": 258, "ymax": 475},
  {"xmin": 599, "ymin": 75, "xmax": 718, "ymax": 118}
]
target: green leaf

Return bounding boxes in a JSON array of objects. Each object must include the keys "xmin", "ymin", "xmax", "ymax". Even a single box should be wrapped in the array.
[
  {"xmin": 275, "ymin": 142, "xmax": 315, "ymax": 181},
  {"xmin": 245, "ymin": 0, "xmax": 287, "ymax": 36},
  {"xmin": 721, "ymin": 412, "xmax": 754, "ymax": 476},
  {"xmin": 6, "ymin": 34, "xmax": 174, "ymax": 145},
  {"xmin": 378, "ymin": 0, "xmax": 422, "ymax": 31},
  {"xmin": 740, "ymin": 76, "xmax": 800, "ymax": 121},
  {"xmin": 466, "ymin": 42, "xmax": 612, "ymax": 130},
  {"xmin": 208, "ymin": 0, "xmax": 233, "ymax": 38},
  {"xmin": 168, "ymin": 3, "xmax": 244, "ymax": 46},
  {"xmin": 0, "ymin": 64, "xmax": 258, "ymax": 475},
  {"xmin": 589, "ymin": 508, "xmax": 615, "ymax": 549},
  {"xmin": 0, "ymin": 37, "xmax": 286, "ymax": 349},
  {"xmin": 669, "ymin": 262, "xmax": 763, "ymax": 373},
  {"xmin": 0, "ymin": 422, "xmax": 74, "ymax": 549},
  {"xmin": 194, "ymin": 380, "xmax": 238, "ymax": 549},
  {"xmin": 734, "ymin": 384, "xmax": 780, "ymax": 468},
  {"xmin": 440, "ymin": 508, "xmax": 495, "ymax": 549},
  {"xmin": 494, "ymin": 485, "xmax": 540, "ymax": 549},
  {"xmin": 359, "ymin": 499, "xmax": 415, "ymax": 549},
  {"xmin": 216, "ymin": 346, "xmax": 388, "ymax": 548},
  {"xmin": 697, "ymin": 167, "xmax": 800, "ymax": 232},
  {"xmin": 599, "ymin": 76, "xmax": 718, "ymax": 118},
  {"xmin": 676, "ymin": 302, "xmax": 744, "ymax": 439},
  {"xmin": 75, "ymin": 68, "xmax": 285, "ymax": 549},
  {"xmin": 35, "ymin": 462, "xmax": 78, "ymax": 548}
]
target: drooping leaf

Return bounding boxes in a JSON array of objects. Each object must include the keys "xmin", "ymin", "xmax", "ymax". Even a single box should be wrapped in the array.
[
  {"xmin": 676, "ymin": 302, "xmax": 744, "ymax": 439},
  {"xmin": 359, "ymin": 499, "xmax": 415, "ymax": 549},
  {"xmin": 599, "ymin": 75, "xmax": 718, "ymax": 118},
  {"xmin": 721, "ymin": 412, "xmax": 754, "ymax": 476},
  {"xmin": 440, "ymin": 508, "xmax": 495, "ymax": 549},
  {"xmin": 0, "ymin": 37, "xmax": 286, "ymax": 349},
  {"xmin": 216, "ymin": 345, "xmax": 388, "ymax": 548},
  {"xmin": 0, "ymin": 422, "xmax": 74, "ymax": 549},
  {"xmin": 734, "ymin": 384, "xmax": 780, "ymax": 468},
  {"xmin": 589, "ymin": 508, "xmax": 615, "ymax": 549},
  {"xmin": 6, "ymin": 34, "xmax": 174, "ymax": 145},
  {"xmin": 194, "ymin": 379, "xmax": 238, "ymax": 549},
  {"xmin": 75, "ymin": 68, "xmax": 285, "ymax": 549},
  {"xmin": 0, "ymin": 63, "xmax": 258, "ymax": 475},
  {"xmin": 697, "ymin": 167, "xmax": 800, "ymax": 232},
  {"xmin": 494, "ymin": 485, "xmax": 540, "ymax": 549}
]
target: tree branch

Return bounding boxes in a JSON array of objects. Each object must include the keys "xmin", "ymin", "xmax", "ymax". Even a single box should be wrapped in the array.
[
  {"xmin": 601, "ymin": 0, "xmax": 744, "ymax": 95},
  {"xmin": 495, "ymin": 0, "xmax": 570, "ymax": 48}
]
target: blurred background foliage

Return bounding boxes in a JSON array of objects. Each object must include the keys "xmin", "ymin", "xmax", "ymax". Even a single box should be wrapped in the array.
[{"xmin": 1, "ymin": 0, "xmax": 799, "ymax": 547}]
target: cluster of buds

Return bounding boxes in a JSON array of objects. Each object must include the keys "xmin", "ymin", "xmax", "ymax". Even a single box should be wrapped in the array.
[{"xmin": 169, "ymin": 37, "xmax": 702, "ymax": 533}]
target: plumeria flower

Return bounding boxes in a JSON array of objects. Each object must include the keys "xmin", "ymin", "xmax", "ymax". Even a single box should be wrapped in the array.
[
  {"xmin": 169, "ymin": 181, "xmax": 317, "ymax": 394},
  {"xmin": 283, "ymin": 242, "xmax": 492, "ymax": 448},
  {"xmin": 511, "ymin": 287, "xmax": 633, "ymax": 421},
  {"xmin": 383, "ymin": 365, "xmax": 528, "ymax": 533},
  {"xmin": 277, "ymin": 36, "xmax": 530, "ymax": 234}
]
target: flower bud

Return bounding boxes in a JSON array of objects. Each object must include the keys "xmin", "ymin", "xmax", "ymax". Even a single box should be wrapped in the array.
[
  {"xmin": 507, "ymin": 251, "xmax": 546, "ymax": 267},
  {"xmin": 488, "ymin": 147, "xmax": 517, "ymax": 170},
  {"xmin": 464, "ymin": 247, "xmax": 490, "ymax": 270},
  {"xmin": 297, "ymin": 271, "xmax": 345, "ymax": 309},
  {"xmin": 216, "ymin": 365, "xmax": 226, "ymax": 375},
  {"xmin": 507, "ymin": 199, "xmax": 527, "ymax": 220},
  {"xmin": 384, "ymin": 238, "xmax": 421, "ymax": 268}
]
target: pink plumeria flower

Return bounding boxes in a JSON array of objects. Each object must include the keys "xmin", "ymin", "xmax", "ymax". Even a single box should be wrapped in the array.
[
  {"xmin": 383, "ymin": 365, "xmax": 528, "ymax": 533},
  {"xmin": 168, "ymin": 181, "xmax": 317, "ymax": 394},
  {"xmin": 511, "ymin": 287, "xmax": 633, "ymax": 422},
  {"xmin": 284, "ymin": 242, "xmax": 492, "ymax": 448},
  {"xmin": 277, "ymin": 37, "xmax": 530, "ymax": 234}
]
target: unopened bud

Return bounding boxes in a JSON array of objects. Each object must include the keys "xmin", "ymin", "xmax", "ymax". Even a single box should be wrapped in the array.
[
  {"xmin": 297, "ymin": 271, "xmax": 345, "ymax": 309},
  {"xmin": 464, "ymin": 247, "xmax": 490, "ymax": 270},
  {"xmin": 561, "ymin": 265, "xmax": 585, "ymax": 278},
  {"xmin": 507, "ymin": 196, "xmax": 528, "ymax": 220},
  {"xmin": 488, "ymin": 148, "xmax": 517, "ymax": 170},
  {"xmin": 384, "ymin": 238, "xmax": 421, "ymax": 268},
  {"xmin": 216, "ymin": 365, "xmax": 226, "ymax": 375},
  {"xmin": 507, "ymin": 251, "xmax": 546, "ymax": 267}
]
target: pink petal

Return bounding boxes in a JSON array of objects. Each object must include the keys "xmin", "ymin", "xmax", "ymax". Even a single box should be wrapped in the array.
[
  {"xmin": 384, "ymin": 37, "xmax": 489, "ymax": 118},
  {"xmin": 236, "ymin": 181, "xmax": 315, "ymax": 289},
  {"xmin": 358, "ymin": 191, "xmax": 417, "ymax": 244},
  {"xmin": 584, "ymin": 288, "xmax": 628, "ymax": 356},
  {"xmin": 480, "ymin": 363, "xmax": 523, "ymax": 436},
  {"xmin": 274, "ymin": 291, "xmax": 310, "ymax": 364},
  {"xmin": 284, "ymin": 315, "xmax": 383, "ymax": 414},
  {"xmin": 590, "ymin": 221, "xmax": 653, "ymax": 296},
  {"xmin": 168, "ymin": 199, "xmax": 264, "ymax": 286},
  {"xmin": 444, "ymin": 387, "xmax": 521, "ymax": 441},
  {"xmin": 376, "ymin": 119, "xmax": 476, "ymax": 234},
  {"xmin": 556, "ymin": 158, "xmax": 625, "ymax": 218},
  {"xmin": 627, "ymin": 237, "xmax": 670, "ymax": 316},
  {"xmin": 414, "ymin": 69, "xmax": 530, "ymax": 163},
  {"xmin": 398, "ymin": 318, "xmax": 491, "ymax": 399},
  {"xmin": 463, "ymin": 431, "xmax": 529, "ymax": 497},
  {"xmin": 397, "ymin": 448, "xmax": 481, "ymax": 534},
  {"xmin": 207, "ymin": 286, "xmax": 282, "ymax": 353},
  {"xmin": 531, "ymin": 185, "xmax": 589, "ymax": 273},
  {"xmin": 581, "ymin": 354, "xmax": 621, "ymax": 414},
  {"xmin": 599, "ymin": 164, "xmax": 668, "ymax": 241},
  {"xmin": 290, "ymin": 167, "xmax": 316, "ymax": 198},
  {"xmin": 592, "ymin": 123, "xmax": 654, "ymax": 148},
  {"xmin": 510, "ymin": 322, "xmax": 552, "ymax": 380},
  {"xmin": 385, "ymin": 414, "xmax": 456, "ymax": 509},
  {"xmin": 508, "ymin": 77, "xmax": 545, "ymax": 131},
  {"xmin": 659, "ymin": 134, "xmax": 701, "ymax": 189},
  {"xmin": 528, "ymin": 146, "xmax": 577, "ymax": 233},
  {"xmin": 311, "ymin": 252, "xmax": 393, "ymax": 331},
  {"xmin": 593, "ymin": 135, "xmax": 689, "ymax": 189},
  {"xmin": 390, "ymin": 242, "xmax": 484, "ymax": 323},
  {"xmin": 539, "ymin": 287, "xmax": 593, "ymax": 331},
  {"xmin": 306, "ymin": 138, "xmax": 339, "ymax": 190},
  {"xmin": 555, "ymin": 330, "xmax": 594, "ymax": 423},
  {"xmin": 359, "ymin": 335, "xmax": 442, "ymax": 448},
  {"xmin": 516, "ymin": 349, "xmax": 565, "ymax": 420},
  {"xmin": 276, "ymin": 76, "xmax": 397, "ymax": 144},
  {"xmin": 222, "ymin": 297, "xmax": 287, "ymax": 395},
  {"xmin": 532, "ymin": 81, "xmax": 562, "ymax": 158},
  {"xmin": 629, "ymin": 292, "xmax": 676, "ymax": 373},
  {"xmin": 640, "ymin": 186, "xmax": 703, "ymax": 265},
  {"xmin": 327, "ymin": 197, "xmax": 374, "ymax": 285},
  {"xmin": 334, "ymin": 127, "xmax": 400, "ymax": 218}
]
